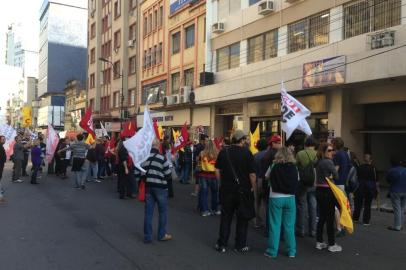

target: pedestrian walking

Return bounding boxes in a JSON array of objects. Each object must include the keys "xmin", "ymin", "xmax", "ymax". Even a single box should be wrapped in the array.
[
  {"xmin": 0, "ymin": 136, "xmax": 6, "ymax": 202},
  {"xmin": 295, "ymin": 137, "xmax": 317, "ymax": 238},
  {"xmin": 117, "ymin": 137, "xmax": 132, "ymax": 199},
  {"xmin": 199, "ymin": 139, "xmax": 220, "ymax": 217},
  {"xmin": 96, "ymin": 138, "xmax": 106, "ymax": 180},
  {"xmin": 142, "ymin": 139, "xmax": 173, "ymax": 243},
  {"xmin": 30, "ymin": 140, "xmax": 42, "ymax": 185},
  {"xmin": 386, "ymin": 156, "xmax": 406, "ymax": 231},
  {"xmin": 86, "ymin": 139, "xmax": 99, "ymax": 183},
  {"xmin": 264, "ymin": 147, "xmax": 299, "ymax": 258},
  {"xmin": 353, "ymin": 154, "xmax": 377, "ymax": 226},
  {"xmin": 214, "ymin": 130, "xmax": 256, "ymax": 253},
  {"xmin": 253, "ymin": 138, "xmax": 268, "ymax": 229},
  {"xmin": 21, "ymin": 134, "xmax": 30, "ymax": 177},
  {"xmin": 180, "ymin": 141, "xmax": 192, "ymax": 184},
  {"xmin": 12, "ymin": 135, "xmax": 30, "ymax": 183},
  {"xmin": 315, "ymin": 143, "xmax": 342, "ymax": 252},
  {"xmin": 55, "ymin": 138, "xmax": 67, "ymax": 178},
  {"xmin": 59, "ymin": 134, "xmax": 91, "ymax": 189}
]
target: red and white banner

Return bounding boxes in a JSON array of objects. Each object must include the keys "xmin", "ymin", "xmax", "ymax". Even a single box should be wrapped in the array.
[
  {"xmin": 123, "ymin": 106, "xmax": 156, "ymax": 172},
  {"xmin": 46, "ymin": 124, "xmax": 60, "ymax": 163},
  {"xmin": 172, "ymin": 123, "xmax": 189, "ymax": 154},
  {"xmin": 281, "ymin": 82, "xmax": 312, "ymax": 140},
  {"xmin": 0, "ymin": 124, "xmax": 17, "ymax": 159},
  {"xmin": 79, "ymin": 106, "xmax": 96, "ymax": 137}
]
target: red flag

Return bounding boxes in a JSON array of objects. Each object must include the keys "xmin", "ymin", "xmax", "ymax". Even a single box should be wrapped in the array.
[
  {"xmin": 79, "ymin": 106, "xmax": 96, "ymax": 137},
  {"xmin": 214, "ymin": 137, "xmax": 224, "ymax": 150},
  {"xmin": 172, "ymin": 122, "xmax": 189, "ymax": 154},
  {"xmin": 121, "ymin": 121, "xmax": 136, "ymax": 138}
]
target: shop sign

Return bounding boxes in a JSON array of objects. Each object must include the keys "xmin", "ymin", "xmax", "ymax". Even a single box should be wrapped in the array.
[
  {"xmin": 303, "ymin": 56, "xmax": 346, "ymax": 88},
  {"xmin": 170, "ymin": 0, "xmax": 195, "ymax": 15},
  {"xmin": 137, "ymin": 109, "xmax": 190, "ymax": 127}
]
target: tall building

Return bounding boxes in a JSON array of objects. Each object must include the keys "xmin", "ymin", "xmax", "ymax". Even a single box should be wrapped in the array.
[
  {"xmin": 38, "ymin": 0, "xmax": 87, "ymax": 98},
  {"xmin": 194, "ymin": 0, "xmax": 406, "ymax": 173},
  {"xmin": 87, "ymin": 0, "xmax": 138, "ymax": 132}
]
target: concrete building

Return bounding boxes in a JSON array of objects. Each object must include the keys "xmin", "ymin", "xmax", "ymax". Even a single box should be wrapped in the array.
[
  {"xmin": 64, "ymin": 80, "xmax": 87, "ymax": 131},
  {"xmin": 37, "ymin": 92, "xmax": 65, "ymax": 130},
  {"xmin": 87, "ymin": 0, "xmax": 138, "ymax": 132},
  {"xmin": 38, "ymin": 0, "xmax": 87, "ymax": 98},
  {"xmin": 194, "ymin": 0, "xmax": 406, "ymax": 176}
]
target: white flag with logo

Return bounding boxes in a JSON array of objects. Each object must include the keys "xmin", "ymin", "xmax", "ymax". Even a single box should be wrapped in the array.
[
  {"xmin": 281, "ymin": 82, "xmax": 312, "ymax": 140},
  {"xmin": 123, "ymin": 105, "xmax": 156, "ymax": 172},
  {"xmin": 100, "ymin": 121, "xmax": 109, "ymax": 138},
  {"xmin": 46, "ymin": 124, "xmax": 60, "ymax": 163},
  {"xmin": 0, "ymin": 124, "xmax": 17, "ymax": 158}
]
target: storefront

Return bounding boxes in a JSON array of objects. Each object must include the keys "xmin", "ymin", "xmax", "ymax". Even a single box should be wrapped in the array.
[
  {"xmin": 214, "ymin": 103, "xmax": 244, "ymax": 138},
  {"xmin": 248, "ymin": 93, "xmax": 329, "ymax": 146}
]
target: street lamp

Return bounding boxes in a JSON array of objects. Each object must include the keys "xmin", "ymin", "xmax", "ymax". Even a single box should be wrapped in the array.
[{"xmin": 98, "ymin": 57, "xmax": 124, "ymax": 130}]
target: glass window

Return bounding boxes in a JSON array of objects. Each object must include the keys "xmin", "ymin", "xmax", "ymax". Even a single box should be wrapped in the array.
[
  {"xmin": 216, "ymin": 47, "xmax": 229, "ymax": 72},
  {"xmin": 229, "ymin": 43, "xmax": 240, "ymax": 69},
  {"xmin": 309, "ymin": 12, "xmax": 329, "ymax": 48},
  {"xmin": 344, "ymin": 0, "xmax": 371, "ymax": 39},
  {"xmin": 171, "ymin": 72, "xmax": 180, "ymax": 94},
  {"xmin": 248, "ymin": 35, "xmax": 263, "ymax": 64},
  {"xmin": 185, "ymin": 25, "xmax": 195, "ymax": 49},
  {"xmin": 216, "ymin": 42, "xmax": 240, "ymax": 71},
  {"xmin": 172, "ymin": 32, "xmax": 180, "ymax": 54},
  {"xmin": 264, "ymin": 29, "xmax": 278, "ymax": 59},
  {"xmin": 129, "ymin": 56, "xmax": 136, "ymax": 74},
  {"xmin": 153, "ymin": 10, "xmax": 158, "ymax": 30},
  {"xmin": 288, "ymin": 19, "xmax": 308, "ymax": 53},
  {"xmin": 113, "ymin": 61, "xmax": 120, "ymax": 79},
  {"xmin": 249, "ymin": 0, "xmax": 261, "ymax": 5},
  {"xmin": 373, "ymin": 0, "xmax": 401, "ymax": 31},
  {"xmin": 218, "ymin": 0, "xmax": 241, "ymax": 20},
  {"xmin": 157, "ymin": 43, "xmax": 163, "ymax": 63},
  {"xmin": 159, "ymin": 6, "xmax": 163, "ymax": 26},
  {"xmin": 142, "ymin": 81, "xmax": 166, "ymax": 104},
  {"xmin": 184, "ymin": 68, "xmax": 194, "ymax": 88},
  {"xmin": 143, "ymin": 16, "xmax": 148, "ymax": 36}
]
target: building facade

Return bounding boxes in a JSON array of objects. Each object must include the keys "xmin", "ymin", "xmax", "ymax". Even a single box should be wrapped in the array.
[
  {"xmin": 87, "ymin": 0, "xmax": 138, "ymax": 132},
  {"xmin": 64, "ymin": 80, "xmax": 86, "ymax": 131},
  {"xmin": 38, "ymin": 0, "xmax": 87, "ymax": 99},
  {"xmin": 194, "ymin": 0, "xmax": 406, "ymax": 175}
]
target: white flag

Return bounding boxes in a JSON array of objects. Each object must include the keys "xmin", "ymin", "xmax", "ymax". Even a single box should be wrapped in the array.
[
  {"xmin": 0, "ymin": 124, "xmax": 17, "ymax": 159},
  {"xmin": 46, "ymin": 124, "xmax": 60, "ymax": 163},
  {"xmin": 281, "ymin": 82, "xmax": 312, "ymax": 140},
  {"xmin": 123, "ymin": 106, "xmax": 156, "ymax": 172},
  {"xmin": 26, "ymin": 128, "xmax": 38, "ymax": 140},
  {"xmin": 100, "ymin": 121, "xmax": 109, "ymax": 138}
]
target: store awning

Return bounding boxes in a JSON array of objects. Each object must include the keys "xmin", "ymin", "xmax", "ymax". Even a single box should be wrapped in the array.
[{"xmin": 352, "ymin": 128, "xmax": 406, "ymax": 134}]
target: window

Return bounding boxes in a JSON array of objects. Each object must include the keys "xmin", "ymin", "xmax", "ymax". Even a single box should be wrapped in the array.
[
  {"xmin": 113, "ymin": 61, "xmax": 120, "ymax": 79},
  {"xmin": 185, "ymin": 25, "xmax": 195, "ymax": 49},
  {"xmin": 288, "ymin": 11, "xmax": 329, "ymax": 53},
  {"xmin": 113, "ymin": 92, "xmax": 120, "ymax": 108},
  {"xmin": 216, "ymin": 42, "xmax": 240, "ymax": 71},
  {"xmin": 142, "ymin": 80, "xmax": 166, "ymax": 104},
  {"xmin": 172, "ymin": 32, "xmax": 180, "ymax": 54},
  {"xmin": 152, "ymin": 45, "xmax": 157, "ymax": 65},
  {"xmin": 344, "ymin": 0, "xmax": 401, "ymax": 39},
  {"xmin": 90, "ymin": 23, "xmax": 96, "ymax": 39},
  {"xmin": 171, "ymin": 72, "xmax": 180, "ymax": 94},
  {"xmin": 249, "ymin": 0, "xmax": 261, "ymax": 5},
  {"xmin": 144, "ymin": 16, "xmax": 148, "ymax": 36},
  {"xmin": 148, "ymin": 13, "xmax": 152, "ymax": 33},
  {"xmin": 147, "ymin": 48, "xmax": 152, "ymax": 68},
  {"xmin": 89, "ymin": 73, "xmax": 95, "ymax": 88},
  {"xmin": 143, "ymin": 50, "xmax": 147, "ymax": 69},
  {"xmin": 103, "ymin": 68, "xmax": 111, "ymax": 84},
  {"xmin": 129, "ymin": 23, "xmax": 136, "ymax": 41},
  {"xmin": 90, "ymin": 48, "xmax": 95, "ymax": 63},
  {"xmin": 218, "ymin": 0, "xmax": 241, "ymax": 21},
  {"xmin": 157, "ymin": 42, "xmax": 163, "ymax": 63},
  {"xmin": 114, "ymin": 30, "xmax": 121, "ymax": 49},
  {"xmin": 264, "ymin": 30, "xmax": 278, "ymax": 60},
  {"xmin": 159, "ymin": 6, "xmax": 163, "ymax": 26},
  {"xmin": 184, "ymin": 68, "xmax": 194, "ymax": 88},
  {"xmin": 89, "ymin": 99, "xmax": 94, "ymax": 110},
  {"xmin": 128, "ymin": 89, "xmax": 135, "ymax": 106},
  {"xmin": 114, "ymin": 0, "xmax": 121, "ymax": 19},
  {"xmin": 129, "ymin": 0, "xmax": 136, "ymax": 9},
  {"xmin": 153, "ymin": 10, "xmax": 158, "ymax": 30},
  {"xmin": 129, "ymin": 56, "xmax": 136, "ymax": 74}
]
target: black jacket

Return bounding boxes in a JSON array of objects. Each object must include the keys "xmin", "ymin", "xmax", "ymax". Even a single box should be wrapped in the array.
[
  {"xmin": 269, "ymin": 162, "xmax": 299, "ymax": 195},
  {"xmin": 0, "ymin": 145, "xmax": 6, "ymax": 164}
]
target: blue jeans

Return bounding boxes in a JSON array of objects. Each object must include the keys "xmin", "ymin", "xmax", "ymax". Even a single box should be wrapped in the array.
[
  {"xmin": 390, "ymin": 192, "xmax": 406, "ymax": 230},
  {"xmin": 87, "ymin": 162, "xmax": 98, "ymax": 180},
  {"xmin": 199, "ymin": 177, "xmax": 219, "ymax": 213},
  {"xmin": 97, "ymin": 160, "xmax": 105, "ymax": 178},
  {"xmin": 266, "ymin": 196, "xmax": 296, "ymax": 257},
  {"xmin": 144, "ymin": 187, "xmax": 169, "ymax": 242},
  {"xmin": 180, "ymin": 163, "xmax": 191, "ymax": 183},
  {"xmin": 31, "ymin": 165, "xmax": 40, "ymax": 183},
  {"xmin": 296, "ymin": 185, "xmax": 317, "ymax": 236},
  {"xmin": 74, "ymin": 160, "xmax": 88, "ymax": 187}
]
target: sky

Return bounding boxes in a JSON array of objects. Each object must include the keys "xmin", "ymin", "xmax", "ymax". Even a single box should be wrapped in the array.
[{"xmin": 0, "ymin": 0, "xmax": 43, "ymax": 125}]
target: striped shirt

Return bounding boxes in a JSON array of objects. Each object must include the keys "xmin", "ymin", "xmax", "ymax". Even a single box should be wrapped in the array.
[
  {"xmin": 70, "ymin": 141, "xmax": 90, "ymax": 159},
  {"xmin": 141, "ymin": 149, "xmax": 171, "ymax": 189}
]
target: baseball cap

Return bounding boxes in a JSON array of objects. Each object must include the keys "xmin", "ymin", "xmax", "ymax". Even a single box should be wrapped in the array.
[
  {"xmin": 269, "ymin": 135, "xmax": 281, "ymax": 145},
  {"xmin": 232, "ymin": 129, "xmax": 246, "ymax": 141}
]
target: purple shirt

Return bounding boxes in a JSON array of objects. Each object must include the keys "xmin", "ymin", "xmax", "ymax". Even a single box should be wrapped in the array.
[{"xmin": 31, "ymin": 146, "xmax": 42, "ymax": 166}]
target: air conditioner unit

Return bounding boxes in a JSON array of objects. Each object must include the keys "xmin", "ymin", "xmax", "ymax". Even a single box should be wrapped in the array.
[
  {"xmin": 258, "ymin": 1, "xmax": 274, "ymax": 15},
  {"xmin": 163, "ymin": 95, "xmax": 179, "ymax": 106},
  {"xmin": 128, "ymin": 39, "xmax": 135, "ymax": 48},
  {"xmin": 179, "ymin": 86, "xmax": 191, "ymax": 103},
  {"xmin": 212, "ymin": 22, "xmax": 225, "ymax": 34}
]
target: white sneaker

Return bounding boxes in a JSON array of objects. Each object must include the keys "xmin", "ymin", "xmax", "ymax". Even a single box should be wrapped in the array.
[
  {"xmin": 13, "ymin": 179, "xmax": 23, "ymax": 183},
  {"xmin": 316, "ymin": 242, "xmax": 328, "ymax": 250},
  {"xmin": 328, "ymin": 244, "xmax": 343, "ymax": 252}
]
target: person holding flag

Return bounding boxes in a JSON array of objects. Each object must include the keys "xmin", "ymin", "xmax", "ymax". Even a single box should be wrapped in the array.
[{"xmin": 314, "ymin": 142, "xmax": 342, "ymax": 252}]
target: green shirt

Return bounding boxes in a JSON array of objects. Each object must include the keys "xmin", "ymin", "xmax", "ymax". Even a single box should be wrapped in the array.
[{"xmin": 296, "ymin": 148, "xmax": 317, "ymax": 169}]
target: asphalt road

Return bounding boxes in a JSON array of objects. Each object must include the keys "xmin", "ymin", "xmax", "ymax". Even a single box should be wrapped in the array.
[{"xmin": 0, "ymin": 163, "xmax": 405, "ymax": 270}]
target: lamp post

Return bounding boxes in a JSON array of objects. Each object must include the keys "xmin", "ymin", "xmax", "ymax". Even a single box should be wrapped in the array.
[{"xmin": 99, "ymin": 57, "xmax": 124, "ymax": 130}]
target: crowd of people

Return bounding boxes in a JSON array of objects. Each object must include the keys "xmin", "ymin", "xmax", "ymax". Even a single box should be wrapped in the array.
[{"xmin": 0, "ymin": 128, "xmax": 405, "ymax": 259}]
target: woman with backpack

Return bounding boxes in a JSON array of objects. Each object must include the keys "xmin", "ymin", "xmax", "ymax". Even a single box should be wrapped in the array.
[
  {"xmin": 315, "ymin": 143, "xmax": 342, "ymax": 252},
  {"xmin": 264, "ymin": 147, "xmax": 299, "ymax": 258}
]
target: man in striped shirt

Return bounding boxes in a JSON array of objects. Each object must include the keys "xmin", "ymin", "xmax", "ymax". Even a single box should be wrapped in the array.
[{"xmin": 142, "ymin": 139, "xmax": 172, "ymax": 243}]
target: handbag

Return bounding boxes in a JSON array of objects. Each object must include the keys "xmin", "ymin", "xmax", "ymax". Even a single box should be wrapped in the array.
[
  {"xmin": 225, "ymin": 148, "xmax": 255, "ymax": 220},
  {"xmin": 138, "ymin": 154, "xmax": 157, "ymax": 202}
]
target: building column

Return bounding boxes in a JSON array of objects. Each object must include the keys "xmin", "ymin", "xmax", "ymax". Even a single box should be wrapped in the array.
[
  {"xmin": 240, "ymin": 40, "xmax": 248, "ymax": 67},
  {"xmin": 242, "ymin": 102, "xmax": 250, "ymax": 134},
  {"xmin": 277, "ymin": 25, "xmax": 287, "ymax": 57},
  {"xmin": 330, "ymin": 6, "xmax": 343, "ymax": 43},
  {"xmin": 205, "ymin": 0, "xmax": 216, "ymax": 72},
  {"xmin": 402, "ymin": 0, "xmax": 406, "ymax": 25}
]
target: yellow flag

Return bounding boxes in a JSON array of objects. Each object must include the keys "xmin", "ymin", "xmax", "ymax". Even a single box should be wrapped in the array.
[
  {"xmin": 85, "ymin": 133, "xmax": 95, "ymax": 145},
  {"xmin": 249, "ymin": 124, "xmax": 260, "ymax": 154},
  {"xmin": 172, "ymin": 129, "xmax": 184, "ymax": 152},
  {"xmin": 22, "ymin": 106, "xmax": 32, "ymax": 128},
  {"xmin": 158, "ymin": 124, "xmax": 164, "ymax": 140},
  {"xmin": 326, "ymin": 178, "xmax": 354, "ymax": 234}
]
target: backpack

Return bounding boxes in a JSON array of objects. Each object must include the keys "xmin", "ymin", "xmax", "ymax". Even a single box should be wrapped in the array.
[
  {"xmin": 345, "ymin": 165, "xmax": 359, "ymax": 193},
  {"xmin": 299, "ymin": 151, "xmax": 316, "ymax": 187}
]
